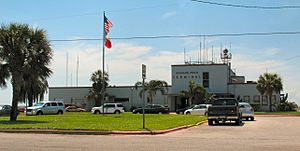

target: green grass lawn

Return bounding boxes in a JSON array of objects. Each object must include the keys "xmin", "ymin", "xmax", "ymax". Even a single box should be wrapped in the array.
[
  {"xmin": 0, "ymin": 112, "xmax": 207, "ymax": 131},
  {"xmin": 255, "ymin": 111, "xmax": 300, "ymax": 116}
]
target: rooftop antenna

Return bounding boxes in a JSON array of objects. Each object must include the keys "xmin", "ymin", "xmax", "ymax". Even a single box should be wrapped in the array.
[
  {"xmin": 212, "ymin": 45, "xmax": 214, "ymax": 63},
  {"xmin": 66, "ymin": 52, "xmax": 68, "ymax": 87},
  {"xmin": 76, "ymin": 54, "xmax": 79, "ymax": 87},
  {"xmin": 70, "ymin": 72, "xmax": 73, "ymax": 87},
  {"xmin": 203, "ymin": 36, "xmax": 206, "ymax": 63},
  {"xmin": 220, "ymin": 43, "xmax": 223, "ymax": 63},
  {"xmin": 197, "ymin": 51, "xmax": 200, "ymax": 64},
  {"xmin": 184, "ymin": 48, "xmax": 186, "ymax": 64},
  {"xmin": 199, "ymin": 37, "xmax": 202, "ymax": 63}
]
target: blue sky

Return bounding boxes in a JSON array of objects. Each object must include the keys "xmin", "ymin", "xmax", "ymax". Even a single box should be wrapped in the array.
[{"xmin": 1, "ymin": 0, "xmax": 300, "ymax": 105}]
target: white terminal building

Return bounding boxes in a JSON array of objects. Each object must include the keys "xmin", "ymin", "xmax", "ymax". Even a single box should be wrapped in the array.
[{"xmin": 49, "ymin": 49, "xmax": 280, "ymax": 112}]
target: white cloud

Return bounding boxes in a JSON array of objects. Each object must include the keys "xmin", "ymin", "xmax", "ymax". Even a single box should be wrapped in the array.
[
  {"xmin": 162, "ymin": 11, "xmax": 177, "ymax": 19},
  {"xmin": 231, "ymin": 54, "xmax": 286, "ymax": 80},
  {"xmin": 260, "ymin": 48, "xmax": 281, "ymax": 56}
]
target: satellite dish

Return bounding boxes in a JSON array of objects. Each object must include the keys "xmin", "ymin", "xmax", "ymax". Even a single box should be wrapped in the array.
[{"xmin": 223, "ymin": 49, "xmax": 228, "ymax": 54}]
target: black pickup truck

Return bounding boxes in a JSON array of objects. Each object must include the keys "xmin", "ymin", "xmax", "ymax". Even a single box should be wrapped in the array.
[{"xmin": 207, "ymin": 98, "xmax": 242, "ymax": 126}]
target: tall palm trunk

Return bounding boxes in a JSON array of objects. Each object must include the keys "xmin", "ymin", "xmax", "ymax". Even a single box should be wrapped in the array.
[
  {"xmin": 10, "ymin": 74, "xmax": 22, "ymax": 121},
  {"xmin": 268, "ymin": 95, "xmax": 272, "ymax": 112}
]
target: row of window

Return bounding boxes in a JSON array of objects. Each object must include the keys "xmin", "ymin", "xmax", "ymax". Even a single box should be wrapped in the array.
[
  {"xmin": 173, "ymin": 72, "xmax": 209, "ymax": 79},
  {"xmin": 173, "ymin": 72, "xmax": 210, "ymax": 88},
  {"xmin": 44, "ymin": 102, "xmax": 64, "ymax": 107},
  {"xmin": 242, "ymin": 95, "xmax": 277, "ymax": 105}
]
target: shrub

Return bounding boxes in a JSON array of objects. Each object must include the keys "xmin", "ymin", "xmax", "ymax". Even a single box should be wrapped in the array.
[{"xmin": 276, "ymin": 101, "xmax": 298, "ymax": 111}]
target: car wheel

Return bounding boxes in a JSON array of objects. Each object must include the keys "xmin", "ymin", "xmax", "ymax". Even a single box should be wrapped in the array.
[
  {"xmin": 208, "ymin": 119, "xmax": 213, "ymax": 126},
  {"xmin": 158, "ymin": 111, "xmax": 163, "ymax": 114},
  {"xmin": 37, "ymin": 111, "xmax": 43, "ymax": 115},
  {"xmin": 186, "ymin": 112, "xmax": 191, "ymax": 115},
  {"xmin": 57, "ymin": 110, "xmax": 63, "ymax": 115},
  {"xmin": 94, "ymin": 110, "xmax": 100, "ymax": 114},
  {"xmin": 114, "ymin": 110, "xmax": 120, "ymax": 114},
  {"xmin": 250, "ymin": 117, "xmax": 255, "ymax": 121},
  {"xmin": 236, "ymin": 117, "xmax": 242, "ymax": 126}
]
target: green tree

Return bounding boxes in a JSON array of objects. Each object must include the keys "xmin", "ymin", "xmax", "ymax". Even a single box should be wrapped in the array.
[
  {"xmin": 89, "ymin": 70, "xmax": 109, "ymax": 106},
  {"xmin": 0, "ymin": 23, "xmax": 53, "ymax": 121},
  {"xmin": 257, "ymin": 73, "xmax": 283, "ymax": 112},
  {"xmin": 180, "ymin": 80, "xmax": 210, "ymax": 105},
  {"xmin": 134, "ymin": 80, "xmax": 168, "ymax": 104}
]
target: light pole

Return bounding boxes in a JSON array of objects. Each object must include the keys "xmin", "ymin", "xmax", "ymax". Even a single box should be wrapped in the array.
[
  {"xmin": 130, "ymin": 87, "xmax": 134, "ymax": 109},
  {"xmin": 142, "ymin": 64, "xmax": 146, "ymax": 129}
]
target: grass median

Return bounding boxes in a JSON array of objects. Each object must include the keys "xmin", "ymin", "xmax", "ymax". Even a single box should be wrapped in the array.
[
  {"xmin": 255, "ymin": 111, "xmax": 300, "ymax": 116},
  {"xmin": 0, "ymin": 112, "xmax": 207, "ymax": 131}
]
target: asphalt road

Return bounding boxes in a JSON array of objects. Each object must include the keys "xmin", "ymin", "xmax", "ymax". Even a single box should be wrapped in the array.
[{"xmin": 0, "ymin": 116, "xmax": 299, "ymax": 151}]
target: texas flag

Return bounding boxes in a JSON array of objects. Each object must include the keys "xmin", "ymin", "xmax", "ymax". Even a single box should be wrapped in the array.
[{"xmin": 104, "ymin": 15, "xmax": 113, "ymax": 49}]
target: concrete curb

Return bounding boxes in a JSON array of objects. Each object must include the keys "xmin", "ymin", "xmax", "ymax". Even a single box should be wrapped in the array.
[
  {"xmin": 0, "ymin": 120, "xmax": 208, "ymax": 136},
  {"xmin": 111, "ymin": 120, "xmax": 208, "ymax": 135},
  {"xmin": 255, "ymin": 114, "xmax": 300, "ymax": 117}
]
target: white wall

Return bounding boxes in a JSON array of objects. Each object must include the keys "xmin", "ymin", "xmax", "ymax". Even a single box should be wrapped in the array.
[
  {"xmin": 49, "ymin": 86, "xmax": 168, "ymax": 111},
  {"xmin": 171, "ymin": 64, "xmax": 229, "ymax": 93}
]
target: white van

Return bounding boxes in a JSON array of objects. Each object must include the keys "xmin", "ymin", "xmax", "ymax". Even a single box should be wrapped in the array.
[{"xmin": 26, "ymin": 101, "xmax": 64, "ymax": 115}]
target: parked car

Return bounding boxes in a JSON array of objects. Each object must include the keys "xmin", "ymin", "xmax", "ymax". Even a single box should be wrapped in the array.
[
  {"xmin": 64, "ymin": 103, "xmax": 79, "ymax": 109},
  {"xmin": 184, "ymin": 104, "xmax": 211, "ymax": 115},
  {"xmin": 176, "ymin": 104, "xmax": 196, "ymax": 114},
  {"xmin": 132, "ymin": 104, "xmax": 169, "ymax": 114},
  {"xmin": 25, "ymin": 101, "xmax": 64, "ymax": 115},
  {"xmin": 65, "ymin": 106, "xmax": 86, "ymax": 112},
  {"xmin": 0, "ymin": 105, "xmax": 12, "ymax": 116},
  {"xmin": 239, "ymin": 102, "xmax": 255, "ymax": 121},
  {"xmin": 18, "ymin": 106, "xmax": 26, "ymax": 112},
  {"xmin": 91, "ymin": 103, "xmax": 125, "ymax": 114}
]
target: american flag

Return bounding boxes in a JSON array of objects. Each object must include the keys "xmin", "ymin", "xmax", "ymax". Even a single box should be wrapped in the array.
[{"xmin": 104, "ymin": 15, "xmax": 113, "ymax": 33}]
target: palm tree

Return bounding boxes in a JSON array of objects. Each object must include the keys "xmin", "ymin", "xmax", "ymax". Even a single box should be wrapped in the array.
[
  {"xmin": 257, "ymin": 73, "xmax": 283, "ymax": 112},
  {"xmin": 134, "ymin": 80, "xmax": 168, "ymax": 104},
  {"xmin": 20, "ymin": 76, "xmax": 49, "ymax": 106},
  {"xmin": 0, "ymin": 23, "xmax": 52, "ymax": 121},
  {"xmin": 180, "ymin": 80, "xmax": 210, "ymax": 105},
  {"xmin": 89, "ymin": 70, "xmax": 109, "ymax": 106}
]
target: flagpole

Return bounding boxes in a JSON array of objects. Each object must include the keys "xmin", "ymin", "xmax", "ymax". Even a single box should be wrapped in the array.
[{"xmin": 102, "ymin": 11, "xmax": 106, "ymax": 114}]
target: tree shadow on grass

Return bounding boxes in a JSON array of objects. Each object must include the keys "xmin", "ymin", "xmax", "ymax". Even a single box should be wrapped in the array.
[{"xmin": 0, "ymin": 120, "xmax": 48, "ymax": 125}]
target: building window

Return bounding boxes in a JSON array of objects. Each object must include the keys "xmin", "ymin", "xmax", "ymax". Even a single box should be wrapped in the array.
[
  {"xmin": 176, "ymin": 76, "xmax": 178, "ymax": 79},
  {"xmin": 180, "ymin": 76, "xmax": 182, "ymax": 79},
  {"xmin": 203, "ymin": 72, "xmax": 209, "ymax": 88},
  {"xmin": 114, "ymin": 98, "xmax": 129, "ymax": 103},
  {"xmin": 253, "ymin": 95, "xmax": 260, "ymax": 104},
  {"xmin": 191, "ymin": 76, "xmax": 194, "ymax": 78},
  {"xmin": 243, "ymin": 96, "xmax": 250, "ymax": 103},
  {"xmin": 262, "ymin": 95, "xmax": 268, "ymax": 105},
  {"xmin": 184, "ymin": 76, "xmax": 187, "ymax": 79}
]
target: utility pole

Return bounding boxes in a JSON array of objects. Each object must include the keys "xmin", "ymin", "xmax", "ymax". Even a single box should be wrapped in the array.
[{"xmin": 142, "ymin": 64, "xmax": 146, "ymax": 129}]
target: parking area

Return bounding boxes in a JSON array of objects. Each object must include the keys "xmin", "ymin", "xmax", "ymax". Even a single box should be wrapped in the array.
[{"xmin": 0, "ymin": 116, "xmax": 299, "ymax": 151}]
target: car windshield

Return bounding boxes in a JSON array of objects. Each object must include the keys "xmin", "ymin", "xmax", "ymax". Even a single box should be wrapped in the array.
[{"xmin": 33, "ymin": 103, "xmax": 44, "ymax": 107}]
